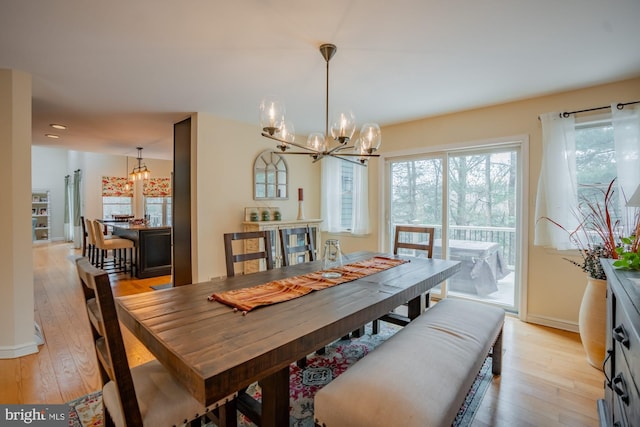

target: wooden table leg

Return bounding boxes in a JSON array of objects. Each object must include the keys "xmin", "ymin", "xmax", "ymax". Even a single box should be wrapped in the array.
[
  {"xmin": 407, "ymin": 293, "xmax": 426, "ymax": 320},
  {"xmin": 260, "ymin": 366, "xmax": 289, "ymax": 427}
]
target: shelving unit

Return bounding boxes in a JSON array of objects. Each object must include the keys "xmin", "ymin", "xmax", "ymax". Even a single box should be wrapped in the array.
[{"xmin": 32, "ymin": 190, "xmax": 50, "ymax": 242}]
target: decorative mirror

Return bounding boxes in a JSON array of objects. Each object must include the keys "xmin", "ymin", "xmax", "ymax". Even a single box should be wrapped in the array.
[{"xmin": 254, "ymin": 150, "xmax": 288, "ymax": 200}]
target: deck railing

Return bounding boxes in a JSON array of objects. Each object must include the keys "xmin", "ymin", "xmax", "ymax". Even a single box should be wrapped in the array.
[{"xmin": 396, "ymin": 224, "xmax": 517, "ymax": 268}]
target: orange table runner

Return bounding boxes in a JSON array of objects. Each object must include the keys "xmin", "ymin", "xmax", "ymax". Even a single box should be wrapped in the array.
[{"xmin": 208, "ymin": 256, "xmax": 408, "ymax": 313}]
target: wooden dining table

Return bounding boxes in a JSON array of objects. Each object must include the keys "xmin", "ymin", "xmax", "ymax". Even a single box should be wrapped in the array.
[{"xmin": 115, "ymin": 251, "xmax": 460, "ymax": 427}]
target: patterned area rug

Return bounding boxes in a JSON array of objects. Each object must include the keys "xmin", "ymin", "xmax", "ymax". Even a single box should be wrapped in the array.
[{"xmin": 67, "ymin": 324, "xmax": 492, "ymax": 426}]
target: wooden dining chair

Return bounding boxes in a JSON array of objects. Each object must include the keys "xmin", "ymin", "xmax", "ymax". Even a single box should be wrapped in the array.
[
  {"xmin": 278, "ymin": 226, "xmax": 325, "ymax": 367},
  {"xmin": 373, "ymin": 225, "xmax": 436, "ymax": 334},
  {"xmin": 223, "ymin": 231, "xmax": 273, "ymax": 277},
  {"xmin": 76, "ymin": 257, "xmax": 237, "ymax": 427},
  {"xmin": 279, "ymin": 226, "xmax": 316, "ymax": 266}
]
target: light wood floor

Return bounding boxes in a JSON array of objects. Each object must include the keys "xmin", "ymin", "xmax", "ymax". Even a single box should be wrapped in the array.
[{"xmin": 1, "ymin": 242, "xmax": 604, "ymax": 426}]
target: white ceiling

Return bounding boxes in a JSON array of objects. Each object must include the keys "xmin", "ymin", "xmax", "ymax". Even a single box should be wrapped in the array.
[{"xmin": 2, "ymin": 0, "xmax": 639, "ymax": 160}]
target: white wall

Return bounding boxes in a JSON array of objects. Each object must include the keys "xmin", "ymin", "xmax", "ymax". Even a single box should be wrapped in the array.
[
  {"xmin": 0, "ymin": 69, "xmax": 37, "ymax": 358},
  {"xmin": 32, "ymin": 146, "xmax": 68, "ymax": 240}
]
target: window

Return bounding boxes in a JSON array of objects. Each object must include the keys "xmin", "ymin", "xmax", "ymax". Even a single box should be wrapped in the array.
[
  {"xmin": 101, "ymin": 176, "xmax": 133, "ymax": 219},
  {"xmin": 103, "ymin": 196, "xmax": 132, "ymax": 219},
  {"xmin": 535, "ymin": 104, "xmax": 640, "ymax": 249},
  {"xmin": 143, "ymin": 178, "xmax": 172, "ymax": 226},
  {"xmin": 340, "ymin": 162, "xmax": 354, "ymax": 229},
  {"xmin": 575, "ymin": 118, "xmax": 623, "ymax": 221},
  {"xmin": 145, "ymin": 196, "xmax": 172, "ymax": 226},
  {"xmin": 321, "ymin": 157, "xmax": 369, "ymax": 235}
]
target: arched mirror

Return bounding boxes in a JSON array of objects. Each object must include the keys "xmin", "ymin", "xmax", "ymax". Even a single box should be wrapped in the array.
[{"xmin": 254, "ymin": 150, "xmax": 288, "ymax": 200}]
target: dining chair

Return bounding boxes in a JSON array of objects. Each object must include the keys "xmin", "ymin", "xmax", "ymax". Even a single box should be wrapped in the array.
[
  {"xmin": 373, "ymin": 225, "xmax": 435, "ymax": 334},
  {"xmin": 76, "ymin": 257, "xmax": 237, "ymax": 427},
  {"xmin": 223, "ymin": 231, "xmax": 273, "ymax": 277},
  {"xmin": 91, "ymin": 219, "xmax": 135, "ymax": 275},
  {"xmin": 278, "ymin": 226, "xmax": 323, "ymax": 366},
  {"xmin": 279, "ymin": 226, "xmax": 316, "ymax": 266}
]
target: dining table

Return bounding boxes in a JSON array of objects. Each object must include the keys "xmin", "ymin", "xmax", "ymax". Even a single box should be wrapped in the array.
[{"xmin": 115, "ymin": 250, "xmax": 461, "ymax": 427}]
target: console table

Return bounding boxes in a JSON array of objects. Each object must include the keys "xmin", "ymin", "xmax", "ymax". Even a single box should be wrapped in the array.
[{"xmin": 599, "ymin": 260, "xmax": 640, "ymax": 426}]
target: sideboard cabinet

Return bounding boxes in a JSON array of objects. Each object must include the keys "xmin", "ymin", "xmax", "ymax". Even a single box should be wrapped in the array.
[
  {"xmin": 600, "ymin": 259, "xmax": 640, "ymax": 426},
  {"xmin": 242, "ymin": 219, "xmax": 323, "ymax": 274}
]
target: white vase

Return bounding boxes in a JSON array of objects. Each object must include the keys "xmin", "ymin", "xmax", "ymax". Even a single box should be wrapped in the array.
[{"xmin": 578, "ymin": 276, "xmax": 607, "ymax": 370}]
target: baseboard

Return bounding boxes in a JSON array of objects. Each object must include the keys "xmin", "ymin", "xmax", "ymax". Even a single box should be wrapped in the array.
[
  {"xmin": 525, "ymin": 314, "xmax": 579, "ymax": 333},
  {"xmin": 0, "ymin": 342, "xmax": 39, "ymax": 359}
]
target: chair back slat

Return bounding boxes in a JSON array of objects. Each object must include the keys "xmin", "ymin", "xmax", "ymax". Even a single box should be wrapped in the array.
[
  {"xmin": 76, "ymin": 257, "xmax": 144, "ymax": 426},
  {"xmin": 279, "ymin": 226, "xmax": 316, "ymax": 266},
  {"xmin": 223, "ymin": 231, "xmax": 274, "ymax": 277},
  {"xmin": 393, "ymin": 225, "xmax": 435, "ymax": 259}
]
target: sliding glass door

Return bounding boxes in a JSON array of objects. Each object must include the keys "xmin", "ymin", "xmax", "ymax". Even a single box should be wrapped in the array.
[{"xmin": 386, "ymin": 142, "xmax": 523, "ymax": 312}]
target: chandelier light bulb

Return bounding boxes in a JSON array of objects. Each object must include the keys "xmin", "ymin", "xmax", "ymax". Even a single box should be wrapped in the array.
[
  {"xmin": 307, "ymin": 132, "xmax": 327, "ymax": 152},
  {"xmin": 331, "ymin": 111, "xmax": 356, "ymax": 144},
  {"xmin": 359, "ymin": 123, "xmax": 381, "ymax": 153},
  {"xmin": 260, "ymin": 96, "xmax": 285, "ymax": 136},
  {"xmin": 279, "ymin": 121, "xmax": 296, "ymax": 144}
]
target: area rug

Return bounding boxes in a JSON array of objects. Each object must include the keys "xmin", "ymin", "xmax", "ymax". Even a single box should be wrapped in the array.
[{"xmin": 67, "ymin": 324, "xmax": 492, "ymax": 427}]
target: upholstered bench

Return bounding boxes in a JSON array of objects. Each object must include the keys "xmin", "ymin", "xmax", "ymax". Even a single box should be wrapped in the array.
[{"xmin": 314, "ymin": 298, "xmax": 505, "ymax": 427}]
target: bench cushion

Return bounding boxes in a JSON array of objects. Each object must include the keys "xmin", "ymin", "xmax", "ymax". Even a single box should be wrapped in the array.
[{"xmin": 314, "ymin": 298, "xmax": 504, "ymax": 427}]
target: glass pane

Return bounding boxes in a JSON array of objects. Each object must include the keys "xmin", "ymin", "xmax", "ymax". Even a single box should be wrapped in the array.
[
  {"xmin": 389, "ymin": 156, "xmax": 444, "ymax": 294},
  {"xmin": 447, "ymin": 149, "xmax": 517, "ymax": 308}
]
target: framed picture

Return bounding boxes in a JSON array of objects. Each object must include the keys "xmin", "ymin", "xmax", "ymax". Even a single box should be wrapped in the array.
[
  {"xmin": 32, "ymin": 208, "xmax": 37, "ymax": 215},
  {"xmin": 32, "ymin": 196, "xmax": 40, "ymax": 202},
  {"xmin": 38, "ymin": 208, "xmax": 48, "ymax": 215}
]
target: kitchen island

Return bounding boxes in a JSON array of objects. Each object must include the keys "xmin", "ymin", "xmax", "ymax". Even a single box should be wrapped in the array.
[{"xmin": 110, "ymin": 222, "xmax": 172, "ymax": 279}]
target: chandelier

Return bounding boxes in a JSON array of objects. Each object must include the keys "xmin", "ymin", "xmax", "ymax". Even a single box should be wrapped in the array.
[
  {"xmin": 129, "ymin": 147, "xmax": 151, "ymax": 181},
  {"xmin": 260, "ymin": 43, "xmax": 381, "ymax": 166}
]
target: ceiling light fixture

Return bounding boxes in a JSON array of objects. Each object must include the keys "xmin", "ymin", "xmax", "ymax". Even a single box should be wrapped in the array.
[
  {"xmin": 260, "ymin": 43, "xmax": 381, "ymax": 166},
  {"xmin": 129, "ymin": 147, "xmax": 151, "ymax": 181},
  {"xmin": 45, "ymin": 133, "xmax": 60, "ymax": 139},
  {"xmin": 49, "ymin": 123, "xmax": 67, "ymax": 130}
]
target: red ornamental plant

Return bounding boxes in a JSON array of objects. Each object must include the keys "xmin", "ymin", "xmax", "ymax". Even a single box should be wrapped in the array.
[{"xmin": 539, "ymin": 179, "xmax": 620, "ymax": 280}]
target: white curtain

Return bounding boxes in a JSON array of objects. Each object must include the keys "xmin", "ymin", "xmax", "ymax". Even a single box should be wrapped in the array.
[
  {"xmin": 612, "ymin": 103, "xmax": 640, "ymax": 222},
  {"xmin": 73, "ymin": 169, "xmax": 82, "ymax": 248},
  {"xmin": 321, "ymin": 157, "xmax": 370, "ymax": 235},
  {"xmin": 321, "ymin": 157, "xmax": 342, "ymax": 232},
  {"xmin": 534, "ymin": 112, "xmax": 578, "ymax": 249},
  {"xmin": 63, "ymin": 175, "xmax": 72, "ymax": 241},
  {"xmin": 351, "ymin": 162, "xmax": 370, "ymax": 235}
]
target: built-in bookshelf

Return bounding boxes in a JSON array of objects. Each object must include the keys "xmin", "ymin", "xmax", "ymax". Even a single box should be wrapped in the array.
[{"xmin": 32, "ymin": 190, "xmax": 50, "ymax": 242}]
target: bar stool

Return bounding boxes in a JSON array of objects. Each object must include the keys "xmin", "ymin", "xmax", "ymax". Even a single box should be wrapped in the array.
[
  {"xmin": 91, "ymin": 220, "xmax": 135, "ymax": 275},
  {"xmin": 86, "ymin": 218, "xmax": 116, "ymax": 266},
  {"xmin": 85, "ymin": 217, "xmax": 96, "ymax": 265}
]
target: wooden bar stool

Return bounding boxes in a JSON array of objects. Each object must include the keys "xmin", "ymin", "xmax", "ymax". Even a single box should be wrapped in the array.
[{"xmin": 91, "ymin": 220, "xmax": 135, "ymax": 275}]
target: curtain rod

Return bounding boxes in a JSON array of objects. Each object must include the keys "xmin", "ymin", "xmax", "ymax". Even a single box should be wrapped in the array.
[{"xmin": 560, "ymin": 100, "xmax": 640, "ymax": 118}]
